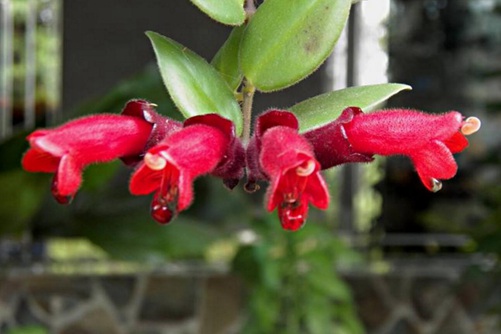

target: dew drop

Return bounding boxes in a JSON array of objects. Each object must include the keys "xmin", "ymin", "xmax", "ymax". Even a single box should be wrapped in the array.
[{"xmin": 431, "ymin": 178, "xmax": 442, "ymax": 193}]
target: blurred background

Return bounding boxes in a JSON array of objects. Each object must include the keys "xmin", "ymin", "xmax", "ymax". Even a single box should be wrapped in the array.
[{"xmin": 0, "ymin": 0, "xmax": 500, "ymax": 333}]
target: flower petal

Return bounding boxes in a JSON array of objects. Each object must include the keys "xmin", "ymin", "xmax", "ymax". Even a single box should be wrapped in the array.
[
  {"xmin": 444, "ymin": 131, "xmax": 468, "ymax": 153},
  {"xmin": 177, "ymin": 171, "xmax": 195, "ymax": 212},
  {"xmin": 129, "ymin": 162, "xmax": 163, "ymax": 195},
  {"xmin": 21, "ymin": 148, "xmax": 60, "ymax": 172},
  {"xmin": 304, "ymin": 172, "xmax": 330, "ymax": 209},
  {"xmin": 54, "ymin": 155, "xmax": 83, "ymax": 196},
  {"xmin": 411, "ymin": 140, "xmax": 458, "ymax": 191}
]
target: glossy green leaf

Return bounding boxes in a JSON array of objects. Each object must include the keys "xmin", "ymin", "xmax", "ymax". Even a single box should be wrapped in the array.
[
  {"xmin": 146, "ymin": 31, "xmax": 242, "ymax": 134},
  {"xmin": 240, "ymin": 0, "xmax": 352, "ymax": 92},
  {"xmin": 211, "ymin": 25, "xmax": 245, "ymax": 91},
  {"xmin": 290, "ymin": 83, "xmax": 412, "ymax": 132},
  {"xmin": 190, "ymin": 0, "xmax": 245, "ymax": 26}
]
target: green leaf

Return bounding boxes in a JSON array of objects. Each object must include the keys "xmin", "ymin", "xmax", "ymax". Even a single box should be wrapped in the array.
[
  {"xmin": 240, "ymin": 0, "xmax": 352, "ymax": 92},
  {"xmin": 189, "ymin": 0, "xmax": 245, "ymax": 26},
  {"xmin": 290, "ymin": 83, "xmax": 412, "ymax": 132},
  {"xmin": 146, "ymin": 31, "xmax": 242, "ymax": 134},
  {"xmin": 211, "ymin": 25, "xmax": 245, "ymax": 91}
]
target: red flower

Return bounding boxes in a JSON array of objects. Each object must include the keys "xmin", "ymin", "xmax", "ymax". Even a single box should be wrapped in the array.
[
  {"xmin": 22, "ymin": 112, "xmax": 153, "ymax": 204},
  {"xmin": 248, "ymin": 110, "xmax": 329, "ymax": 230},
  {"xmin": 245, "ymin": 109, "xmax": 299, "ymax": 192},
  {"xmin": 306, "ymin": 107, "xmax": 481, "ymax": 191},
  {"xmin": 129, "ymin": 114, "xmax": 241, "ymax": 224},
  {"xmin": 120, "ymin": 99, "xmax": 182, "ymax": 165}
]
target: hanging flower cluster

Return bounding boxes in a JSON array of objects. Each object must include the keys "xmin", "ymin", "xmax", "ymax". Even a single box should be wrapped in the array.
[{"xmin": 21, "ymin": 99, "xmax": 481, "ymax": 231}]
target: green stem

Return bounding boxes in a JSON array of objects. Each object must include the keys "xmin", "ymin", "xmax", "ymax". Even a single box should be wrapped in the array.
[
  {"xmin": 245, "ymin": 0, "xmax": 256, "ymax": 18},
  {"xmin": 284, "ymin": 233, "xmax": 301, "ymax": 334},
  {"xmin": 242, "ymin": 80, "xmax": 255, "ymax": 144}
]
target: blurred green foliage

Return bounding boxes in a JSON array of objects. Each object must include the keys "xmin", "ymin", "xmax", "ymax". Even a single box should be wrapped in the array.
[
  {"xmin": 233, "ymin": 215, "xmax": 363, "ymax": 334},
  {"xmin": 7, "ymin": 325, "xmax": 48, "ymax": 334}
]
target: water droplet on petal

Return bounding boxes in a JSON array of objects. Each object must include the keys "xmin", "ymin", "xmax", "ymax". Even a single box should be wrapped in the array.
[
  {"xmin": 461, "ymin": 117, "xmax": 481, "ymax": 135},
  {"xmin": 431, "ymin": 178, "xmax": 442, "ymax": 192}
]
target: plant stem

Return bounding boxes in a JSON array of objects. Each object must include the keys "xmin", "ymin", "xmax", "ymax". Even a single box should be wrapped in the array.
[
  {"xmin": 285, "ymin": 233, "xmax": 301, "ymax": 334},
  {"xmin": 245, "ymin": 0, "xmax": 256, "ymax": 18},
  {"xmin": 242, "ymin": 80, "xmax": 255, "ymax": 144}
]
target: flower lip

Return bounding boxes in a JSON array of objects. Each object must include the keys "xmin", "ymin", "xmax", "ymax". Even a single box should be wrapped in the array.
[
  {"xmin": 259, "ymin": 125, "xmax": 330, "ymax": 230},
  {"xmin": 129, "ymin": 122, "xmax": 231, "ymax": 224},
  {"xmin": 184, "ymin": 113, "xmax": 235, "ymax": 137},
  {"xmin": 255, "ymin": 109, "xmax": 299, "ymax": 136}
]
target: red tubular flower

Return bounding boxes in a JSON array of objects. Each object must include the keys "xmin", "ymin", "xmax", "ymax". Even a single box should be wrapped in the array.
[
  {"xmin": 248, "ymin": 110, "xmax": 330, "ymax": 231},
  {"xmin": 245, "ymin": 109, "xmax": 299, "ymax": 192},
  {"xmin": 22, "ymin": 112, "xmax": 154, "ymax": 204},
  {"xmin": 129, "ymin": 114, "xmax": 239, "ymax": 224},
  {"xmin": 185, "ymin": 114, "xmax": 245, "ymax": 190},
  {"xmin": 305, "ymin": 107, "xmax": 481, "ymax": 192}
]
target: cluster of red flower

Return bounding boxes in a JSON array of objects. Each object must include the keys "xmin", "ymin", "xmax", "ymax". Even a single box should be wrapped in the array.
[{"xmin": 21, "ymin": 100, "xmax": 480, "ymax": 230}]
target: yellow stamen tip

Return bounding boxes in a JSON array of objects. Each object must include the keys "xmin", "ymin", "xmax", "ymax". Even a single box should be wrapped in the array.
[
  {"xmin": 296, "ymin": 160, "xmax": 316, "ymax": 177},
  {"xmin": 461, "ymin": 116, "xmax": 481, "ymax": 135},
  {"xmin": 145, "ymin": 153, "xmax": 166, "ymax": 170}
]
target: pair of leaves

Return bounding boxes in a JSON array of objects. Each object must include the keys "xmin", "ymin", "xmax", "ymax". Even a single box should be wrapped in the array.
[
  {"xmin": 147, "ymin": 31, "xmax": 243, "ymax": 134},
  {"xmin": 212, "ymin": 0, "xmax": 353, "ymax": 93},
  {"xmin": 148, "ymin": 0, "xmax": 411, "ymax": 136},
  {"xmin": 148, "ymin": 0, "xmax": 352, "ymax": 134}
]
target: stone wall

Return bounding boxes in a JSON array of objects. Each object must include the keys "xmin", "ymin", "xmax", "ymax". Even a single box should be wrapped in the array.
[
  {"xmin": 1, "ymin": 259, "xmax": 500, "ymax": 334},
  {"xmin": 0, "ymin": 265, "xmax": 244, "ymax": 334}
]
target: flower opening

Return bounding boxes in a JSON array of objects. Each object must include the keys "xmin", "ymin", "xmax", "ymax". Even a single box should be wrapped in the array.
[{"xmin": 129, "ymin": 120, "xmax": 231, "ymax": 224}]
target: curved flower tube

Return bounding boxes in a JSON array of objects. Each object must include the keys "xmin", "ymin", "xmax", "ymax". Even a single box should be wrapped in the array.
[
  {"xmin": 129, "ymin": 114, "xmax": 238, "ymax": 224},
  {"xmin": 22, "ymin": 113, "xmax": 153, "ymax": 204},
  {"xmin": 305, "ymin": 107, "xmax": 481, "ymax": 191},
  {"xmin": 247, "ymin": 110, "xmax": 329, "ymax": 230}
]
